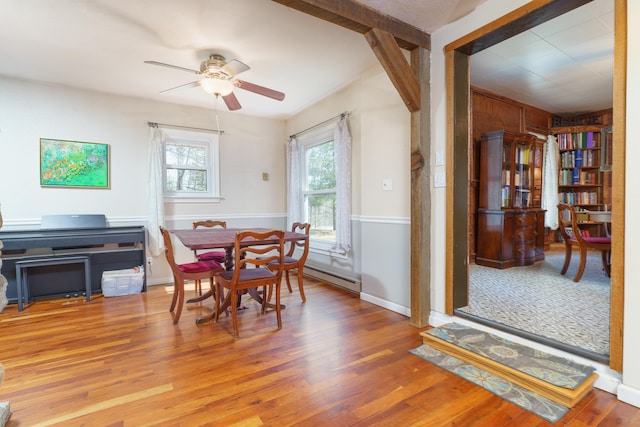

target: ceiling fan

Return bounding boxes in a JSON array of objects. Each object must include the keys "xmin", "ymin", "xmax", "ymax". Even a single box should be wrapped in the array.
[{"xmin": 144, "ymin": 54, "xmax": 285, "ymax": 111}]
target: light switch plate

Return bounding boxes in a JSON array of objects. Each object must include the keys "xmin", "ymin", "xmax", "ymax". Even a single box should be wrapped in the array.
[
  {"xmin": 434, "ymin": 172, "xmax": 446, "ymax": 187},
  {"xmin": 436, "ymin": 150, "xmax": 445, "ymax": 166},
  {"xmin": 382, "ymin": 178, "xmax": 392, "ymax": 191}
]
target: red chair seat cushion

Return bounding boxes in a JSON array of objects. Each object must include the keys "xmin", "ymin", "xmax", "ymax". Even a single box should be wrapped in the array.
[
  {"xmin": 196, "ymin": 251, "xmax": 226, "ymax": 262},
  {"xmin": 218, "ymin": 268, "xmax": 276, "ymax": 282},
  {"xmin": 178, "ymin": 260, "xmax": 223, "ymax": 273},
  {"xmin": 582, "ymin": 236, "xmax": 612, "ymax": 244}
]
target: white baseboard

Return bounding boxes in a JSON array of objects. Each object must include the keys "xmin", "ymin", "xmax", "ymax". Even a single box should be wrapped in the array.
[
  {"xmin": 428, "ymin": 311, "xmax": 622, "ymax": 395},
  {"xmin": 618, "ymin": 384, "xmax": 640, "ymax": 408},
  {"xmin": 360, "ymin": 292, "xmax": 410, "ymax": 317}
]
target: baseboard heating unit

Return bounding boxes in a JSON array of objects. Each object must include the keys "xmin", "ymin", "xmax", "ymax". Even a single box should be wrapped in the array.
[{"xmin": 303, "ymin": 266, "xmax": 361, "ymax": 293}]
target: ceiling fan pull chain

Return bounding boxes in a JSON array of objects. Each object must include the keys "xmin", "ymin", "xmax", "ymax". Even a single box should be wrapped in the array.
[{"xmin": 214, "ymin": 95, "xmax": 221, "ymax": 133}]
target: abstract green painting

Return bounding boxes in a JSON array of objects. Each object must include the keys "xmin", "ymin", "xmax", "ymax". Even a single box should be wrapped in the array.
[{"xmin": 40, "ymin": 138, "xmax": 110, "ymax": 188}]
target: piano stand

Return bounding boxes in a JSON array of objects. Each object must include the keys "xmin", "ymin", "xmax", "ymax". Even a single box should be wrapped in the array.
[{"xmin": 15, "ymin": 256, "xmax": 91, "ymax": 311}]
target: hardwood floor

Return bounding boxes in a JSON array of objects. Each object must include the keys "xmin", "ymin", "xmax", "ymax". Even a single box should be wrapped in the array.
[{"xmin": 0, "ymin": 277, "xmax": 638, "ymax": 426}]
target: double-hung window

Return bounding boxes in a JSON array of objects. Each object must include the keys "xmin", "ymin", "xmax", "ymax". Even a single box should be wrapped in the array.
[
  {"xmin": 289, "ymin": 117, "xmax": 351, "ymax": 255},
  {"xmin": 161, "ymin": 128, "xmax": 220, "ymax": 201}
]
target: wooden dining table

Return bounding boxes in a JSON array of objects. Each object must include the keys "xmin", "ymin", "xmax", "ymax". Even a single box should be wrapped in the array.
[{"xmin": 170, "ymin": 227, "xmax": 308, "ymax": 324}]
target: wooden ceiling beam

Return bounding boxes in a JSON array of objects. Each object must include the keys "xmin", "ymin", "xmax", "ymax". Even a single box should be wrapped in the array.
[
  {"xmin": 272, "ymin": 0, "xmax": 430, "ymax": 50},
  {"xmin": 365, "ymin": 28, "xmax": 420, "ymax": 112}
]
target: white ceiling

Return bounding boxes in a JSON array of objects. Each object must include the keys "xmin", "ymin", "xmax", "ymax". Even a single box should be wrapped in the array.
[
  {"xmin": 0, "ymin": 0, "xmax": 613, "ymax": 119},
  {"xmin": 471, "ymin": 0, "xmax": 614, "ymax": 115}
]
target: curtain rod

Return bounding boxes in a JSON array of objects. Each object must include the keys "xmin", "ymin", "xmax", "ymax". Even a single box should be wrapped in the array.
[
  {"xmin": 289, "ymin": 111, "xmax": 349, "ymax": 139},
  {"xmin": 148, "ymin": 121, "xmax": 224, "ymax": 134}
]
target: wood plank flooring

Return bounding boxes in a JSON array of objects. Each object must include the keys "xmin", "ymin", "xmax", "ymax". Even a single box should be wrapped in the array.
[{"xmin": 0, "ymin": 278, "xmax": 638, "ymax": 426}]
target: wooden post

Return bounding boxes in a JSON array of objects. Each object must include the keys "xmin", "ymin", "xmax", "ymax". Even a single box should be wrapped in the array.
[{"xmin": 409, "ymin": 47, "xmax": 431, "ymax": 327}]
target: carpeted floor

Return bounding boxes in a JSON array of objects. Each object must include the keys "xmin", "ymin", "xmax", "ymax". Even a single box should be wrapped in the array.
[{"xmin": 459, "ymin": 245, "xmax": 610, "ymax": 357}]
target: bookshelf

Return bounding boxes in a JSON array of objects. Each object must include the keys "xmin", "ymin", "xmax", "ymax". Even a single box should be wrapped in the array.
[
  {"xmin": 476, "ymin": 130, "xmax": 545, "ymax": 269},
  {"xmin": 554, "ymin": 126, "xmax": 605, "ymax": 211}
]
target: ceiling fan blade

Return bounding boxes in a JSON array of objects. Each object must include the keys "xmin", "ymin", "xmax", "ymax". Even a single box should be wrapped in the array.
[
  {"xmin": 222, "ymin": 92, "xmax": 242, "ymax": 111},
  {"xmin": 221, "ymin": 59, "xmax": 250, "ymax": 77},
  {"xmin": 144, "ymin": 60, "xmax": 200, "ymax": 74},
  {"xmin": 235, "ymin": 80, "xmax": 285, "ymax": 101},
  {"xmin": 160, "ymin": 80, "xmax": 200, "ymax": 94}
]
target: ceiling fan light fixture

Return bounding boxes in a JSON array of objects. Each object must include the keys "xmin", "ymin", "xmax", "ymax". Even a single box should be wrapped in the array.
[{"xmin": 200, "ymin": 78, "xmax": 234, "ymax": 96}]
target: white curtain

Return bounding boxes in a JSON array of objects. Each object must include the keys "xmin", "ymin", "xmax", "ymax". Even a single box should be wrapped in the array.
[
  {"xmin": 334, "ymin": 118, "xmax": 352, "ymax": 255},
  {"xmin": 147, "ymin": 127, "xmax": 165, "ymax": 256},
  {"xmin": 286, "ymin": 137, "xmax": 302, "ymax": 230},
  {"xmin": 542, "ymin": 134, "xmax": 559, "ymax": 230}
]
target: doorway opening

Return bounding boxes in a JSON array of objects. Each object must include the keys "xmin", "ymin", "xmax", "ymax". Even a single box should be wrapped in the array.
[{"xmin": 445, "ymin": 0, "xmax": 626, "ymax": 370}]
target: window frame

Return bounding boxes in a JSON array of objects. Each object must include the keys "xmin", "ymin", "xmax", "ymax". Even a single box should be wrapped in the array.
[
  {"xmin": 161, "ymin": 128, "xmax": 221, "ymax": 202},
  {"xmin": 298, "ymin": 124, "xmax": 337, "ymax": 251}
]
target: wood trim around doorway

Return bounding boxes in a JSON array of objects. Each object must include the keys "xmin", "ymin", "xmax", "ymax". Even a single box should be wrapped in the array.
[{"xmin": 444, "ymin": 0, "xmax": 626, "ymax": 371}]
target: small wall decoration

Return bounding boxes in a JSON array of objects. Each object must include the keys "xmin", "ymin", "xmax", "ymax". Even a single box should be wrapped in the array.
[{"xmin": 40, "ymin": 138, "xmax": 110, "ymax": 188}]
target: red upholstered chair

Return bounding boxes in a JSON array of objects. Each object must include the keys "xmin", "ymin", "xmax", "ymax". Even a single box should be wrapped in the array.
[
  {"xmin": 192, "ymin": 220, "xmax": 227, "ymax": 296},
  {"xmin": 159, "ymin": 226, "xmax": 224, "ymax": 324},
  {"xmin": 557, "ymin": 204, "xmax": 611, "ymax": 282},
  {"xmin": 214, "ymin": 229, "xmax": 285, "ymax": 339}
]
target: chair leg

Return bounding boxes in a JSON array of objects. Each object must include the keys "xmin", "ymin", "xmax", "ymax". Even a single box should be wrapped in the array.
[
  {"xmin": 261, "ymin": 285, "xmax": 268, "ymax": 314},
  {"xmin": 285, "ymin": 270, "xmax": 293, "ymax": 293},
  {"xmin": 172, "ymin": 280, "xmax": 185, "ymax": 324},
  {"xmin": 195, "ymin": 279, "xmax": 202, "ymax": 296},
  {"xmin": 601, "ymin": 250, "xmax": 611, "ymax": 277},
  {"xmin": 214, "ymin": 284, "xmax": 223, "ymax": 323},
  {"xmin": 574, "ymin": 248, "xmax": 587, "ymax": 283},
  {"xmin": 230, "ymin": 288, "xmax": 240, "ymax": 339},
  {"xmin": 560, "ymin": 243, "xmax": 572, "ymax": 275},
  {"xmin": 274, "ymin": 282, "xmax": 282, "ymax": 330},
  {"xmin": 297, "ymin": 268, "xmax": 306, "ymax": 303},
  {"xmin": 169, "ymin": 274, "xmax": 179, "ymax": 312}
]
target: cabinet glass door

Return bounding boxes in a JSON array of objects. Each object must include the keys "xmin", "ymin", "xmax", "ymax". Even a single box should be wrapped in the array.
[
  {"xmin": 501, "ymin": 139, "xmax": 512, "ymax": 207},
  {"xmin": 513, "ymin": 142, "xmax": 532, "ymax": 208}
]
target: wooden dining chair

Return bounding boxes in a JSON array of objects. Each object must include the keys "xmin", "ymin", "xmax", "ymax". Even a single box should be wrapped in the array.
[
  {"xmin": 265, "ymin": 222, "xmax": 310, "ymax": 302},
  {"xmin": 192, "ymin": 220, "xmax": 227, "ymax": 296},
  {"xmin": 557, "ymin": 204, "xmax": 611, "ymax": 282},
  {"xmin": 214, "ymin": 229, "xmax": 285, "ymax": 339},
  {"xmin": 159, "ymin": 226, "xmax": 224, "ymax": 324}
]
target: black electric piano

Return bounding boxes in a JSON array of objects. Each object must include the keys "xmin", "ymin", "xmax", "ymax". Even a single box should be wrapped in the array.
[{"xmin": 0, "ymin": 214, "xmax": 146, "ymax": 304}]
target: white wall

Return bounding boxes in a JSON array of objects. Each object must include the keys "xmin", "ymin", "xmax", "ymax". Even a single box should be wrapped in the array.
[
  {"xmin": 430, "ymin": 0, "xmax": 640, "ymax": 408},
  {"xmin": 0, "ymin": 77, "xmax": 287, "ymax": 282},
  {"xmin": 619, "ymin": 0, "xmax": 640, "ymax": 408}
]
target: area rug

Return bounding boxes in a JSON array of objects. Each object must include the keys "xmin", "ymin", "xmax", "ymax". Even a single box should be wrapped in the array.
[
  {"xmin": 424, "ymin": 323, "xmax": 595, "ymax": 389},
  {"xmin": 410, "ymin": 343, "xmax": 569, "ymax": 423},
  {"xmin": 462, "ymin": 247, "xmax": 610, "ymax": 356},
  {"xmin": 410, "ymin": 323, "xmax": 598, "ymax": 422}
]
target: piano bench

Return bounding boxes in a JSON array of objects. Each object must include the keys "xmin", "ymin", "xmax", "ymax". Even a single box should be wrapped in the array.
[{"xmin": 15, "ymin": 256, "xmax": 91, "ymax": 311}]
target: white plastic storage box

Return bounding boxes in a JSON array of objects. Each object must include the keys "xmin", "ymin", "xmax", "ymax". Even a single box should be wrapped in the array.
[{"xmin": 101, "ymin": 266, "xmax": 144, "ymax": 297}]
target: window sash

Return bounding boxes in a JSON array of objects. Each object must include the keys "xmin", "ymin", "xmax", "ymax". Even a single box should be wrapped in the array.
[
  {"xmin": 302, "ymin": 137, "xmax": 337, "ymax": 244},
  {"xmin": 160, "ymin": 128, "xmax": 220, "ymax": 200}
]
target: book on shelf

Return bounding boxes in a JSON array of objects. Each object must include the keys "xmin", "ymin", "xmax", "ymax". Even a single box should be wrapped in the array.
[
  {"xmin": 575, "ymin": 149, "xmax": 583, "ymax": 167},
  {"xmin": 572, "ymin": 168, "xmax": 579, "ymax": 184},
  {"xmin": 586, "ymin": 132, "xmax": 594, "ymax": 148}
]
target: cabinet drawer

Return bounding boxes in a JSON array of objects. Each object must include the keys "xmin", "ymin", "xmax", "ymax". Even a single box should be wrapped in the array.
[
  {"xmin": 513, "ymin": 242, "xmax": 536, "ymax": 260},
  {"xmin": 513, "ymin": 226, "xmax": 534, "ymax": 243},
  {"xmin": 514, "ymin": 213, "xmax": 534, "ymax": 226}
]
